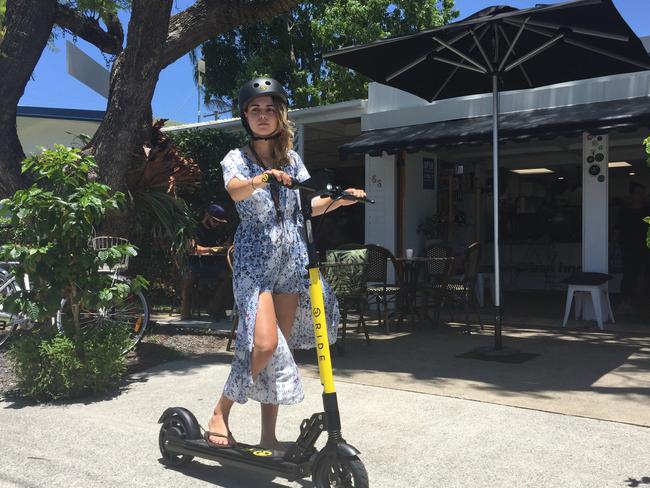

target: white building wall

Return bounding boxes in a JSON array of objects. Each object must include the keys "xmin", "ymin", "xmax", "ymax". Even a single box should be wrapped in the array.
[
  {"xmin": 365, "ymin": 154, "xmax": 396, "ymax": 254},
  {"xmin": 17, "ymin": 117, "xmax": 100, "ymax": 155},
  {"xmin": 404, "ymin": 152, "xmax": 437, "ymax": 256}
]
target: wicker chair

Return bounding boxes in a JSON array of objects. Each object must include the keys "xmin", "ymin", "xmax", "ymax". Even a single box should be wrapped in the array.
[
  {"xmin": 418, "ymin": 256, "xmax": 456, "ymax": 327},
  {"xmin": 323, "ymin": 248, "xmax": 371, "ymax": 354},
  {"xmin": 423, "ymin": 243, "xmax": 453, "ymax": 279},
  {"xmin": 364, "ymin": 244, "xmax": 402, "ymax": 333},
  {"xmin": 445, "ymin": 242, "xmax": 483, "ymax": 333}
]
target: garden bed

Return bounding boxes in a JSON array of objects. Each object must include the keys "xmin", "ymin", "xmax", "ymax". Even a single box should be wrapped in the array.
[{"xmin": 0, "ymin": 323, "xmax": 231, "ymax": 398}]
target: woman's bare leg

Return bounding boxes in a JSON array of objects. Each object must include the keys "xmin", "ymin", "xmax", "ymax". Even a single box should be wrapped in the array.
[
  {"xmin": 251, "ymin": 291, "xmax": 279, "ymax": 379},
  {"xmin": 275, "ymin": 293, "xmax": 299, "ymax": 340},
  {"xmin": 260, "ymin": 403, "xmax": 280, "ymax": 448},
  {"xmin": 206, "ymin": 394, "xmax": 236, "ymax": 446},
  {"xmin": 259, "ymin": 293, "xmax": 299, "ymax": 448},
  {"xmin": 206, "ymin": 292, "xmax": 278, "ymax": 446}
]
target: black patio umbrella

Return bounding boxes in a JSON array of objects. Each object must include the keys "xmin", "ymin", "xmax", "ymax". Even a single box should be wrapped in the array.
[{"xmin": 324, "ymin": 0, "xmax": 650, "ymax": 352}]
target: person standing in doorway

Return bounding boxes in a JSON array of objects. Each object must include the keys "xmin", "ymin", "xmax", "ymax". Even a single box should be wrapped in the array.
[{"xmin": 180, "ymin": 204, "xmax": 233, "ymax": 320}]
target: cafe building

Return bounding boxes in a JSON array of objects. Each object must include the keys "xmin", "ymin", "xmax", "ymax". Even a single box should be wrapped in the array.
[{"xmin": 164, "ymin": 36, "xmax": 650, "ymax": 318}]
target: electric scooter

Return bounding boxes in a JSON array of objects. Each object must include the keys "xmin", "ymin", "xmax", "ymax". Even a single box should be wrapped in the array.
[{"xmin": 157, "ymin": 174, "xmax": 374, "ymax": 487}]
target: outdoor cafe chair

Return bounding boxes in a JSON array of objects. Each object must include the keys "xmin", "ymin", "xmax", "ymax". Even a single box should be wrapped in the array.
[
  {"xmin": 444, "ymin": 242, "xmax": 483, "ymax": 333},
  {"xmin": 418, "ymin": 255, "xmax": 456, "ymax": 328},
  {"xmin": 422, "ymin": 243, "xmax": 453, "ymax": 290},
  {"xmin": 323, "ymin": 248, "xmax": 371, "ymax": 354},
  {"xmin": 364, "ymin": 244, "xmax": 402, "ymax": 333}
]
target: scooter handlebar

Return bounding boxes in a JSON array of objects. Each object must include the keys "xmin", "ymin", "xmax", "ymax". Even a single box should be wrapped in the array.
[
  {"xmin": 260, "ymin": 172, "xmax": 314, "ymax": 192},
  {"xmin": 260, "ymin": 173, "xmax": 374, "ymax": 204}
]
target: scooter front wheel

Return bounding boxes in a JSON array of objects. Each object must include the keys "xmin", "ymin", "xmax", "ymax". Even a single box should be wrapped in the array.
[{"xmin": 314, "ymin": 454, "xmax": 368, "ymax": 488}]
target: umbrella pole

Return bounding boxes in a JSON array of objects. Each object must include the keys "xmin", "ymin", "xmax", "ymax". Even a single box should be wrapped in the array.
[{"xmin": 492, "ymin": 74, "xmax": 503, "ymax": 350}]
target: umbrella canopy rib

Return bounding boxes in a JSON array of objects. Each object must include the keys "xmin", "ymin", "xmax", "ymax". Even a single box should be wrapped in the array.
[
  {"xmin": 563, "ymin": 38, "xmax": 650, "ymax": 70},
  {"xmin": 432, "ymin": 55, "xmax": 486, "ymax": 74},
  {"xmin": 386, "ymin": 54, "xmax": 429, "ymax": 82},
  {"xmin": 504, "ymin": 34, "xmax": 564, "ymax": 72},
  {"xmin": 498, "ymin": 18, "xmax": 530, "ymax": 72},
  {"xmin": 432, "ymin": 36, "xmax": 487, "ymax": 73},
  {"xmin": 431, "ymin": 25, "xmax": 492, "ymax": 100},
  {"xmin": 497, "ymin": 25, "xmax": 533, "ymax": 86},
  {"xmin": 510, "ymin": 18, "xmax": 630, "ymax": 41},
  {"xmin": 471, "ymin": 29, "xmax": 493, "ymax": 72}
]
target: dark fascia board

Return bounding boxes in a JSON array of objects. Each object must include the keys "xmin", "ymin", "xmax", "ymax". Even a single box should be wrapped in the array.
[
  {"xmin": 341, "ymin": 95, "xmax": 650, "ymax": 157},
  {"xmin": 17, "ymin": 106, "xmax": 105, "ymax": 122}
]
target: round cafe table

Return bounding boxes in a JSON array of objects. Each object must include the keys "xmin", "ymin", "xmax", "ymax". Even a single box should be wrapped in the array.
[{"xmin": 393, "ymin": 257, "xmax": 435, "ymax": 328}]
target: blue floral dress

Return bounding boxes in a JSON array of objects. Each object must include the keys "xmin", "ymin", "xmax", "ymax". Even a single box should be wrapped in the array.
[{"xmin": 220, "ymin": 148, "xmax": 340, "ymax": 405}]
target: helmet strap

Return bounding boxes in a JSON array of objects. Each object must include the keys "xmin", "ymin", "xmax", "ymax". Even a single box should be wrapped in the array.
[{"xmin": 250, "ymin": 133, "xmax": 281, "ymax": 141}]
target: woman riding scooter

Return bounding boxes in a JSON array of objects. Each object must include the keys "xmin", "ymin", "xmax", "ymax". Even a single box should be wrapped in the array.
[{"xmin": 204, "ymin": 77, "xmax": 367, "ymax": 450}]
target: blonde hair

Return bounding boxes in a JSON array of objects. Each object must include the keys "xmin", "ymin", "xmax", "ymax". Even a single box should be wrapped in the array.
[{"xmin": 270, "ymin": 97, "xmax": 295, "ymax": 168}]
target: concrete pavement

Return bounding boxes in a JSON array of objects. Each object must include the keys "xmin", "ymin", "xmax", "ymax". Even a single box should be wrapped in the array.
[{"xmin": 1, "ymin": 349, "xmax": 649, "ymax": 488}]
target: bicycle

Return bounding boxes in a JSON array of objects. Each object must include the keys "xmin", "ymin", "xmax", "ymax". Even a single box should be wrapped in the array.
[
  {"xmin": 0, "ymin": 236, "xmax": 149, "ymax": 353},
  {"xmin": 0, "ymin": 261, "xmax": 33, "ymax": 348},
  {"xmin": 55, "ymin": 236, "xmax": 150, "ymax": 354}
]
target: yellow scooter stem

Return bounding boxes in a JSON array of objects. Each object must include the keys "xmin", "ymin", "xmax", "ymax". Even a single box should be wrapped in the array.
[{"xmin": 308, "ymin": 267, "xmax": 336, "ymax": 394}]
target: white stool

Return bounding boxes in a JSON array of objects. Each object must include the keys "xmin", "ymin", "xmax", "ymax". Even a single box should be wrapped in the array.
[
  {"xmin": 562, "ymin": 274, "xmax": 614, "ymax": 330},
  {"xmin": 475, "ymin": 272, "xmax": 494, "ymax": 307}
]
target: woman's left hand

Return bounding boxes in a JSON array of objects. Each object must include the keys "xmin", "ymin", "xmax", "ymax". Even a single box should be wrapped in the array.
[{"xmin": 340, "ymin": 188, "xmax": 367, "ymax": 206}]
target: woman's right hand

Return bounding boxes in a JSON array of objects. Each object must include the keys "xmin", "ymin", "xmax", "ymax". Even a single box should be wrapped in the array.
[{"xmin": 262, "ymin": 169, "xmax": 293, "ymax": 188}]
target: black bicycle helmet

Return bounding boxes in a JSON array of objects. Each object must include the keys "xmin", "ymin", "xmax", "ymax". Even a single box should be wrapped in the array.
[{"xmin": 238, "ymin": 77, "xmax": 288, "ymax": 137}]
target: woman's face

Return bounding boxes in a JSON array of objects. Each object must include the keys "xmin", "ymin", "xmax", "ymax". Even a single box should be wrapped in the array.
[{"xmin": 245, "ymin": 95, "xmax": 279, "ymax": 137}]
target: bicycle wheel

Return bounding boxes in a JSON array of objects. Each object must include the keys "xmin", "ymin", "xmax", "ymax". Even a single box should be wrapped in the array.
[
  {"xmin": 0, "ymin": 273, "xmax": 20, "ymax": 347},
  {"xmin": 57, "ymin": 277, "xmax": 149, "ymax": 354}
]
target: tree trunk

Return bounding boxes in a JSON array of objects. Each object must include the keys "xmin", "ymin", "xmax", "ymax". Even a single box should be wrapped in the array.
[
  {"xmin": 0, "ymin": 0, "xmax": 58, "ymax": 198},
  {"xmin": 91, "ymin": 0, "xmax": 173, "ymax": 237}
]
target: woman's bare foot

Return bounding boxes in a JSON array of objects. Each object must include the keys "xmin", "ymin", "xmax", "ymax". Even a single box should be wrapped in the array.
[{"xmin": 205, "ymin": 414, "xmax": 234, "ymax": 447}]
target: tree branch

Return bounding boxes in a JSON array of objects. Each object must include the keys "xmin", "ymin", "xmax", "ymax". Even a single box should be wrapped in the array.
[
  {"xmin": 54, "ymin": 3, "xmax": 124, "ymax": 55},
  {"xmin": 162, "ymin": 0, "xmax": 300, "ymax": 68}
]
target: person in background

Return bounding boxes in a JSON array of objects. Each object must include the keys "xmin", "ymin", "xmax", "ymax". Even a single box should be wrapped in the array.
[
  {"xmin": 614, "ymin": 182, "xmax": 650, "ymax": 313},
  {"xmin": 180, "ymin": 204, "xmax": 233, "ymax": 320}
]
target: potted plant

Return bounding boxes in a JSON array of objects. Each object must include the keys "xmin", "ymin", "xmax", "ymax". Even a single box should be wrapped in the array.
[{"xmin": 417, "ymin": 212, "xmax": 446, "ymax": 246}]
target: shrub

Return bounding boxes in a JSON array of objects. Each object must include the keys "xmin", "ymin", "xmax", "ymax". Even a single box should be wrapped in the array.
[
  {"xmin": 0, "ymin": 145, "xmax": 146, "ymax": 401},
  {"xmin": 0, "ymin": 145, "xmax": 146, "ymax": 333},
  {"xmin": 8, "ymin": 323, "xmax": 130, "ymax": 401}
]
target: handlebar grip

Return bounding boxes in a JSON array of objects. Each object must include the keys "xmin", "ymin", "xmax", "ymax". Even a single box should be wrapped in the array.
[
  {"xmin": 342, "ymin": 192, "xmax": 375, "ymax": 205},
  {"xmin": 260, "ymin": 173, "xmax": 373, "ymax": 203},
  {"xmin": 260, "ymin": 172, "xmax": 297, "ymax": 189}
]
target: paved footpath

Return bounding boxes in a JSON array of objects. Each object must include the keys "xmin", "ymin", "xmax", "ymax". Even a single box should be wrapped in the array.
[{"xmin": 1, "ymin": 358, "xmax": 648, "ymax": 488}]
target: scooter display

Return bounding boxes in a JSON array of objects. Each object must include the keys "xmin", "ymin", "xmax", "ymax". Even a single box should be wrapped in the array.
[{"xmin": 158, "ymin": 174, "xmax": 374, "ymax": 487}]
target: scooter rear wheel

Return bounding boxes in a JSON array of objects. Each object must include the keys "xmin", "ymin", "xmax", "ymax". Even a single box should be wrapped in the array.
[
  {"xmin": 159, "ymin": 414, "xmax": 194, "ymax": 467},
  {"xmin": 314, "ymin": 454, "xmax": 368, "ymax": 488}
]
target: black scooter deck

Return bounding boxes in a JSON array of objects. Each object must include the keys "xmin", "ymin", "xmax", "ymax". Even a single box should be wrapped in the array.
[{"xmin": 165, "ymin": 437, "xmax": 312, "ymax": 479}]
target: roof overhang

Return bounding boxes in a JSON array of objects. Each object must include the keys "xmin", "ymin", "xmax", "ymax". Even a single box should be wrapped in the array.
[
  {"xmin": 161, "ymin": 99, "xmax": 367, "ymax": 133},
  {"xmin": 17, "ymin": 106, "xmax": 105, "ymax": 122},
  {"xmin": 340, "ymin": 96, "xmax": 650, "ymax": 156}
]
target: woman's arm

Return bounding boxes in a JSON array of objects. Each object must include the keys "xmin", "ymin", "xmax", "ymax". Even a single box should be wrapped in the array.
[
  {"xmin": 226, "ymin": 174, "xmax": 262, "ymax": 202},
  {"xmin": 226, "ymin": 169, "xmax": 294, "ymax": 202},
  {"xmin": 311, "ymin": 188, "xmax": 367, "ymax": 217}
]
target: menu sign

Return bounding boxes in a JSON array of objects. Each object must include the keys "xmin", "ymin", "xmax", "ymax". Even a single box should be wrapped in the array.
[{"xmin": 423, "ymin": 158, "xmax": 435, "ymax": 190}]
